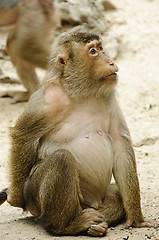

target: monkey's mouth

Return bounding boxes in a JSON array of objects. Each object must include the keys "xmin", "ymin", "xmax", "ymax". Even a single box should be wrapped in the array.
[{"xmin": 99, "ymin": 72, "xmax": 117, "ymax": 82}]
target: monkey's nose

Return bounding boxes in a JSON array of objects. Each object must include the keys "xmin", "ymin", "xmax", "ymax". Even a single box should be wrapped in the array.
[{"xmin": 111, "ymin": 62, "xmax": 118, "ymax": 72}]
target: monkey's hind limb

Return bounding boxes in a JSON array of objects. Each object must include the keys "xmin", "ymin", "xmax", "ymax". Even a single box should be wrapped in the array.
[{"xmin": 23, "ymin": 149, "xmax": 107, "ymax": 237}]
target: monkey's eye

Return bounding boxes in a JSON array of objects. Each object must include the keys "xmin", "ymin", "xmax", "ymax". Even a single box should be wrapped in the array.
[
  {"xmin": 99, "ymin": 45, "xmax": 103, "ymax": 51},
  {"xmin": 89, "ymin": 47, "xmax": 98, "ymax": 55}
]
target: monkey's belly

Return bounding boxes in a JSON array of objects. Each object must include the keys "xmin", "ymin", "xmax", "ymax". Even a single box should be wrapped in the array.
[
  {"xmin": 68, "ymin": 133, "xmax": 113, "ymax": 208},
  {"xmin": 42, "ymin": 132, "xmax": 113, "ymax": 209}
]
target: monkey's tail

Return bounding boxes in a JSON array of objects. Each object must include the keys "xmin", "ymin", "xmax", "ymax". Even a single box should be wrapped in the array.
[{"xmin": 0, "ymin": 188, "xmax": 7, "ymax": 205}]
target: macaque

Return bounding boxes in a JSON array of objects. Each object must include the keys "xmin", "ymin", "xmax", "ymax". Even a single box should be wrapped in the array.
[
  {"xmin": 0, "ymin": 32, "xmax": 158, "ymax": 236},
  {"xmin": 0, "ymin": 0, "xmax": 59, "ymax": 103}
]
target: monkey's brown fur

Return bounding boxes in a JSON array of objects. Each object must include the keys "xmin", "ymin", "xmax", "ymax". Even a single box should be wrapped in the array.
[{"xmin": 3, "ymin": 32, "xmax": 158, "ymax": 236}]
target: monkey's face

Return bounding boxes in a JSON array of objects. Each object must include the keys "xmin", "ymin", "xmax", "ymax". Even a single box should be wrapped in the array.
[
  {"xmin": 84, "ymin": 39, "xmax": 118, "ymax": 86},
  {"xmin": 56, "ymin": 37, "xmax": 118, "ymax": 99}
]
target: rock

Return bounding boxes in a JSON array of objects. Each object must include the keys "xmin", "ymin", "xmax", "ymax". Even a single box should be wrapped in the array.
[
  {"xmin": 99, "ymin": 0, "xmax": 116, "ymax": 11},
  {"xmin": 55, "ymin": 0, "xmax": 108, "ymax": 34},
  {"xmin": 53, "ymin": 0, "xmax": 119, "ymax": 59}
]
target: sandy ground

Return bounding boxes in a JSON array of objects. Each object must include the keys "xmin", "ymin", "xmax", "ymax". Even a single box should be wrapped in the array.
[{"xmin": 0, "ymin": 0, "xmax": 159, "ymax": 239}]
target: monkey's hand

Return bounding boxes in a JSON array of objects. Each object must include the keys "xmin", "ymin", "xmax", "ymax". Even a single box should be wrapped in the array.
[
  {"xmin": 126, "ymin": 218, "xmax": 159, "ymax": 229},
  {"xmin": 0, "ymin": 188, "xmax": 7, "ymax": 205}
]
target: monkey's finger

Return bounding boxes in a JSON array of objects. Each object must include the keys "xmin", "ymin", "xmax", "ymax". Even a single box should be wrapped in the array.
[
  {"xmin": 87, "ymin": 222, "xmax": 108, "ymax": 237},
  {"xmin": 0, "ymin": 188, "xmax": 8, "ymax": 205}
]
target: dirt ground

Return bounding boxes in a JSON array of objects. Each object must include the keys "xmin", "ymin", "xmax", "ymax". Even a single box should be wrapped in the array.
[{"xmin": 0, "ymin": 0, "xmax": 159, "ymax": 239}]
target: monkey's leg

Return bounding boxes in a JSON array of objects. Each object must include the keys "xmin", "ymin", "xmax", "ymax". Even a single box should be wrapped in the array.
[
  {"xmin": 97, "ymin": 184, "xmax": 126, "ymax": 229},
  {"xmin": 14, "ymin": 60, "xmax": 39, "ymax": 101},
  {"xmin": 0, "ymin": 31, "xmax": 39, "ymax": 103},
  {"xmin": 23, "ymin": 149, "xmax": 107, "ymax": 236}
]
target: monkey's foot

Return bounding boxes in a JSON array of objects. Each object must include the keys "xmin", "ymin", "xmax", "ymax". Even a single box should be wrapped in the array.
[
  {"xmin": 139, "ymin": 220, "xmax": 159, "ymax": 228},
  {"xmin": 0, "ymin": 90, "xmax": 29, "ymax": 103},
  {"xmin": 126, "ymin": 219, "xmax": 159, "ymax": 229},
  {"xmin": 0, "ymin": 75, "xmax": 20, "ymax": 84}
]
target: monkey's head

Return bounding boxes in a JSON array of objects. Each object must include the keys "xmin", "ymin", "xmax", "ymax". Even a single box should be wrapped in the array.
[{"xmin": 48, "ymin": 32, "xmax": 118, "ymax": 99}]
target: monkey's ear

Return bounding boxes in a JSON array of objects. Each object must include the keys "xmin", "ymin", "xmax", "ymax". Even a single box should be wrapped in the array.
[{"xmin": 57, "ymin": 55, "xmax": 67, "ymax": 66}]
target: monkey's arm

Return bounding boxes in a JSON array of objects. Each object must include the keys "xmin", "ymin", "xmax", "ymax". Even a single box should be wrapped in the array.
[
  {"xmin": 8, "ymin": 89, "xmax": 48, "ymax": 208},
  {"xmin": 110, "ymin": 98, "xmax": 159, "ymax": 228},
  {"xmin": 109, "ymin": 97, "xmax": 144, "ymax": 227},
  {"xmin": 8, "ymin": 86, "xmax": 70, "ymax": 208}
]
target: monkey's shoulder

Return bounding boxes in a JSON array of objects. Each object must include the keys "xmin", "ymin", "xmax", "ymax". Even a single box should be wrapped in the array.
[
  {"xmin": 44, "ymin": 84, "xmax": 70, "ymax": 107},
  {"xmin": 40, "ymin": 84, "xmax": 72, "ymax": 120}
]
